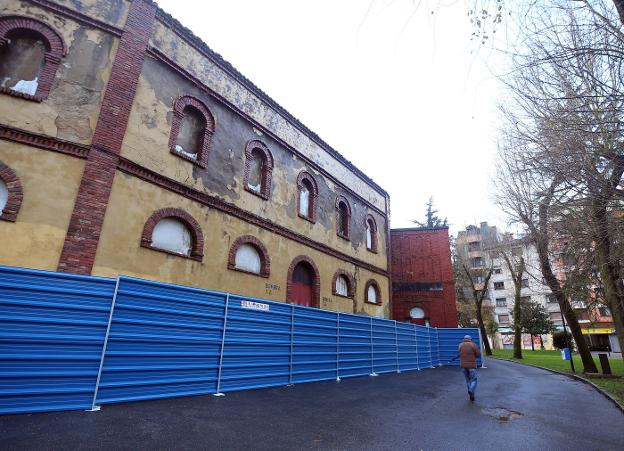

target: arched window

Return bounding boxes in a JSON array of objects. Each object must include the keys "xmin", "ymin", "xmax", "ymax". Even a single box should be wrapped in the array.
[
  {"xmin": 335, "ymin": 195, "xmax": 351, "ymax": 240},
  {"xmin": 365, "ymin": 214, "xmax": 378, "ymax": 253},
  {"xmin": 296, "ymin": 171, "xmax": 318, "ymax": 222},
  {"xmin": 0, "ymin": 161, "xmax": 23, "ymax": 222},
  {"xmin": 168, "ymin": 95, "xmax": 215, "ymax": 168},
  {"xmin": 228, "ymin": 235, "xmax": 270, "ymax": 277},
  {"xmin": 0, "ymin": 16, "xmax": 66, "ymax": 101},
  {"xmin": 244, "ymin": 140, "xmax": 273, "ymax": 200},
  {"xmin": 332, "ymin": 269, "xmax": 355, "ymax": 298},
  {"xmin": 141, "ymin": 208, "xmax": 204, "ymax": 261},
  {"xmin": 365, "ymin": 279, "xmax": 381, "ymax": 305}
]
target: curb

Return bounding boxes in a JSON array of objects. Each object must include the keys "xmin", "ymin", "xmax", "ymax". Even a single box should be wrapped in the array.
[{"xmin": 490, "ymin": 357, "xmax": 624, "ymax": 414}]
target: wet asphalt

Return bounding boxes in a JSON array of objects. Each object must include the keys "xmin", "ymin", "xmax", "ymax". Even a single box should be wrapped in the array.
[{"xmin": 1, "ymin": 359, "xmax": 622, "ymax": 451}]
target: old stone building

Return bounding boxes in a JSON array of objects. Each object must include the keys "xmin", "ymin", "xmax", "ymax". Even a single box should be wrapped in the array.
[{"xmin": 0, "ymin": 0, "xmax": 390, "ymax": 316}]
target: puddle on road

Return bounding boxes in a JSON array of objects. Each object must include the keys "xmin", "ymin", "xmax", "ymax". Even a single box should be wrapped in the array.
[{"xmin": 481, "ymin": 407, "xmax": 524, "ymax": 422}]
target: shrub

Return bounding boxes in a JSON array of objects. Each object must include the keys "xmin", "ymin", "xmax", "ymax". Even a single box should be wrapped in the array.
[{"xmin": 552, "ymin": 330, "xmax": 575, "ymax": 351}]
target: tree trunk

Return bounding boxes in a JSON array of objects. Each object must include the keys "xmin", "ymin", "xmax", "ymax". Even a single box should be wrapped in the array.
[
  {"xmin": 530, "ymin": 336, "xmax": 535, "ymax": 351},
  {"xmin": 475, "ymin": 301, "xmax": 492, "ymax": 355},
  {"xmin": 539, "ymin": 335, "xmax": 544, "ymax": 350}
]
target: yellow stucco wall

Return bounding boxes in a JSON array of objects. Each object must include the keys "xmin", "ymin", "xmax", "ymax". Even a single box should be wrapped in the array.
[
  {"xmin": 0, "ymin": 0, "xmax": 119, "ymax": 144},
  {"xmin": 0, "ymin": 142, "xmax": 84, "ymax": 270},
  {"xmin": 149, "ymin": 19, "xmax": 387, "ymax": 213},
  {"xmin": 92, "ymin": 173, "xmax": 390, "ymax": 317}
]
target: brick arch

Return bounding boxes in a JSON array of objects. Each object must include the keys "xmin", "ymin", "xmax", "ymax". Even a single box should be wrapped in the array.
[
  {"xmin": 168, "ymin": 95, "xmax": 215, "ymax": 168},
  {"xmin": 365, "ymin": 214, "xmax": 378, "ymax": 253},
  {"xmin": 0, "ymin": 16, "xmax": 66, "ymax": 101},
  {"xmin": 227, "ymin": 234, "xmax": 271, "ymax": 278},
  {"xmin": 243, "ymin": 140, "xmax": 274, "ymax": 200},
  {"xmin": 364, "ymin": 279, "xmax": 382, "ymax": 305},
  {"xmin": 335, "ymin": 195, "xmax": 351, "ymax": 240},
  {"xmin": 296, "ymin": 170, "xmax": 318, "ymax": 222},
  {"xmin": 286, "ymin": 255, "xmax": 320, "ymax": 308},
  {"xmin": 332, "ymin": 269, "xmax": 356, "ymax": 299},
  {"xmin": 140, "ymin": 208, "xmax": 204, "ymax": 261},
  {"xmin": 0, "ymin": 160, "xmax": 23, "ymax": 222}
]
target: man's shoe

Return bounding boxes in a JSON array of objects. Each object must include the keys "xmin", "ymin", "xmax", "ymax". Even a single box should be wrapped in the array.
[{"xmin": 469, "ymin": 392, "xmax": 475, "ymax": 401}]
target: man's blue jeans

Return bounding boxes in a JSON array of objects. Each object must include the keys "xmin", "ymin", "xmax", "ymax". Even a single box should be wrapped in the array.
[{"xmin": 462, "ymin": 368, "xmax": 478, "ymax": 394}]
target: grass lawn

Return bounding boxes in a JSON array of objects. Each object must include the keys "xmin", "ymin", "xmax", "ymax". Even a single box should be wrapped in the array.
[{"xmin": 491, "ymin": 349, "xmax": 624, "ymax": 405}]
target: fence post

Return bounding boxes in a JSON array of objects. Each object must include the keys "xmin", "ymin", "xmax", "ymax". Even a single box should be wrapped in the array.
[
  {"xmin": 369, "ymin": 317, "xmax": 378, "ymax": 376},
  {"xmin": 414, "ymin": 324, "xmax": 420, "ymax": 371},
  {"xmin": 436, "ymin": 328, "xmax": 442, "ymax": 367},
  {"xmin": 427, "ymin": 326, "xmax": 434, "ymax": 368},
  {"xmin": 336, "ymin": 312, "xmax": 341, "ymax": 382},
  {"xmin": 394, "ymin": 321, "xmax": 400, "ymax": 373},
  {"xmin": 478, "ymin": 327, "xmax": 487, "ymax": 369},
  {"xmin": 213, "ymin": 293, "xmax": 230, "ymax": 396},
  {"xmin": 289, "ymin": 303, "xmax": 295, "ymax": 386},
  {"xmin": 89, "ymin": 276, "xmax": 121, "ymax": 411}
]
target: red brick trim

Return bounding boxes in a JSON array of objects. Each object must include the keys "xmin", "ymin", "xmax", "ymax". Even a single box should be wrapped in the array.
[
  {"xmin": 335, "ymin": 195, "xmax": 351, "ymax": 241},
  {"xmin": 0, "ymin": 123, "xmax": 89, "ymax": 158},
  {"xmin": 168, "ymin": 95, "xmax": 215, "ymax": 168},
  {"xmin": 0, "ymin": 161, "xmax": 23, "ymax": 222},
  {"xmin": 146, "ymin": 47, "xmax": 386, "ymax": 218},
  {"xmin": 286, "ymin": 255, "xmax": 320, "ymax": 308},
  {"xmin": 227, "ymin": 235, "xmax": 270, "ymax": 278},
  {"xmin": 27, "ymin": 0, "xmax": 123, "ymax": 37},
  {"xmin": 331, "ymin": 268, "xmax": 356, "ymax": 299},
  {"xmin": 140, "ymin": 207, "xmax": 204, "ymax": 261},
  {"xmin": 296, "ymin": 171, "xmax": 318, "ymax": 223},
  {"xmin": 0, "ymin": 15, "xmax": 66, "ymax": 102},
  {"xmin": 364, "ymin": 279, "xmax": 382, "ymax": 305},
  {"xmin": 365, "ymin": 214, "xmax": 378, "ymax": 253},
  {"xmin": 243, "ymin": 140, "xmax": 273, "ymax": 200},
  {"xmin": 118, "ymin": 156, "xmax": 389, "ymax": 277},
  {"xmin": 58, "ymin": 0, "xmax": 156, "ymax": 275}
]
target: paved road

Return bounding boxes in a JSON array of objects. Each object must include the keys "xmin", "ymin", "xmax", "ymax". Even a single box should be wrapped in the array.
[{"xmin": 1, "ymin": 359, "xmax": 622, "ymax": 450}]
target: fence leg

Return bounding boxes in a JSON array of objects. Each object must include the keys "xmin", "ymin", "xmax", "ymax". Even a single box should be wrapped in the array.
[
  {"xmin": 88, "ymin": 277, "xmax": 121, "ymax": 411},
  {"xmin": 427, "ymin": 327, "xmax": 434, "ymax": 368},
  {"xmin": 288, "ymin": 303, "xmax": 295, "ymax": 386},
  {"xmin": 370, "ymin": 317, "xmax": 378, "ymax": 376},
  {"xmin": 478, "ymin": 327, "xmax": 487, "ymax": 369},
  {"xmin": 394, "ymin": 321, "xmax": 400, "ymax": 373},
  {"xmin": 414, "ymin": 324, "xmax": 420, "ymax": 371},
  {"xmin": 336, "ymin": 312, "xmax": 341, "ymax": 382},
  {"xmin": 214, "ymin": 294, "xmax": 230, "ymax": 396},
  {"xmin": 436, "ymin": 328, "xmax": 442, "ymax": 367}
]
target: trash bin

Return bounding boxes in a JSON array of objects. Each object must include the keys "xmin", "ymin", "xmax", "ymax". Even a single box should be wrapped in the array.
[{"xmin": 561, "ymin": 347, "xmax": 571, "ymax": 360}]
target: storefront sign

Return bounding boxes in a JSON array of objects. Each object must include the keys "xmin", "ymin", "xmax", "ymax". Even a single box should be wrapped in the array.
[
  {"xmin": 241, "ymin": 300, "xmax": 270, "ymax": 311},
  {"xmin": 581, "ymin": 328, "xmax": 614, "ymax": 335}
]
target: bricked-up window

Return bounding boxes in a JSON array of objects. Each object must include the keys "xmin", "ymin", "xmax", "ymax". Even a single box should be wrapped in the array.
[
  {"xmin": 296, "ymin": 171, "xmax": 318, "ymax": 221},
  {"xmin": 365, "ymin": 215, "xmax": 378, "ymax": 252},
  {"xmin": 365, "ymin": 279, "xmax": 381, "ymax": 305},
  {"xmin": 332, "ymin": 269, "xmax": 355, "ymax": 298},
  {"xmin": 244, "ymin": 140, "xmax": 273, "ymax": 200},
  {"xmin": 141, "ymin": 208, "xmax": 204, "ymax": 261},
  {"xmin": 335, "ymin": 195, "xmax": 351, "ymax": 240},
  {"xmin": 228, "ymin": 235, "xmax": 270, "ymax": 277},
  {"xmin": 0, "ymin": 161, "xmax": 23, "ymax": 222},
  {"xmin": 169, "ymin": 96, "xmax": 215, "ymax": 168},
  {"xmin": 0, "ymin": 17, "xmax": 66, "ymax": 101}
]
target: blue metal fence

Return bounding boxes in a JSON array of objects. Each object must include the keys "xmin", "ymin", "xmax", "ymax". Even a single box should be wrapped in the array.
[{"xmin": 0, "ymin": 266, "xmax": 482, "ymax": 415}]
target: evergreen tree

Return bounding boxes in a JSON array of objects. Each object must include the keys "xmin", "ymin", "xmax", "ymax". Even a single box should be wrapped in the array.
[{"xmin": 413, "ymin": 197, "xmax": 448, "ymax": 228}]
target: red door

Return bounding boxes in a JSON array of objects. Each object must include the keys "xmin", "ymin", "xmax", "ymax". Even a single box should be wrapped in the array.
[{"xmin": 290, "ymin": 262, "xmax": 314, "ymax": 307}]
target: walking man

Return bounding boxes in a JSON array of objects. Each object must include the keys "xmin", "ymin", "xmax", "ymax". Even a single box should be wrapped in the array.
[{"xmin": 458, "ymin": 335, "xmax": 481, "ymax": 401}]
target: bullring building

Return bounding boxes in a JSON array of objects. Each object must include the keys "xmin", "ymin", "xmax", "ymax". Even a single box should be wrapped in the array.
[{"xmin": 0, "ymin": 0, "xmax": 390, "ymax": 317}]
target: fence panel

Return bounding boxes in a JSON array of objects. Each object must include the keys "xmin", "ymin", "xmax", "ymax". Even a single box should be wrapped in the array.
[
  {"xmin": 293, "ymin": 307, "xmax": 338, "ymax": 384},
  {"xmin": 338, "ymin": 314, "xmax": 372, "ymax": 379},
  {"xmin": 415, "ymin": 325, "xmax": 432, "ymax": 368},
  {"xmin": 430, "ymin": 328, "xmax": 441, "ymax": 367},
  {"xmin": 95, "ymin": 277, "xmax": 226, "ymax": 405},
  {"xmin": 0, "ymin": 266, "xmax": 115, "ymax": 414},
  {"xmin": 219, "ymin": 295, "xmax": 291, "ymax": 392},
  {"xmin": 372, "ymin": 318, "xmax": 398, "ymax": 374},
  {"xmin": 396, "ymin": 322, "xmax": 419, "ymax": 371},
  {"xmin": 437, "ymin": 327, "xmax": 482, "ymax": 366}
]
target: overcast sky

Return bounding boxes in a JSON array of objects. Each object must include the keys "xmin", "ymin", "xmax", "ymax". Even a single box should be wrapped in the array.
[{"xmin": 156, "ymin": 0, "xmax": 510, "ymax": 236}]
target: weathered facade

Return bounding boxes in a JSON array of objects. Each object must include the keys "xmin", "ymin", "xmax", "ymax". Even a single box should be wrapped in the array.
[
  {"xmin": 390, "ymin": 227, "xmax": 458, "ymax": 327},
  {"xmin": 0, "ymin": 0, "xmax": 390, "ymax": 316}
]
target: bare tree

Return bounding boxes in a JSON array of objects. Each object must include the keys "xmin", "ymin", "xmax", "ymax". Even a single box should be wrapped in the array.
[{"xmin": 498, "ymin": 245, "xmax": 526, "ymax": 359}]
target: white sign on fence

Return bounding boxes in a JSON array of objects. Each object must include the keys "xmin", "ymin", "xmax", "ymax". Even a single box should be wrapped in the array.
[{"xmin": 241, "ymin": 300, "xmax": 270, "ymax": 311}]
